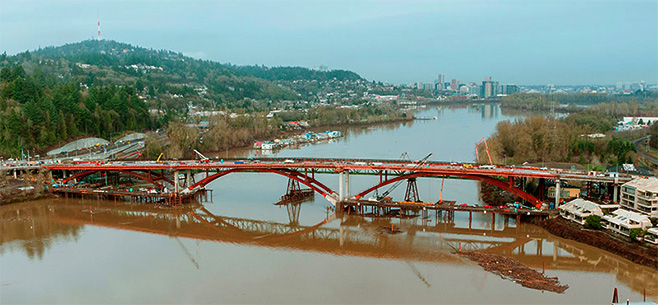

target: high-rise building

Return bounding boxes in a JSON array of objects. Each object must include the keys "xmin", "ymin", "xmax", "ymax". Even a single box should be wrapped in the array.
[
  {"xmin": 469, "ymin": 84, "xmax": 481, "ymax": 97},
  {"xmin": 437, "ymin": 74, "xmax": 445, "ymax": 90},
  {"xmin": 482, "ymin": 81, "xmax": 495, "ymax": 98},
  {"xmin": 624, "ymin": 82, "xmax": 632, "ymax": 91},
  {"xmin": 504, "ymin": 85, "xmax": 520, "ymax": 95},
  {"xmin": 450, "ymin": 79, "xmax": 458, "ymax": 90}
]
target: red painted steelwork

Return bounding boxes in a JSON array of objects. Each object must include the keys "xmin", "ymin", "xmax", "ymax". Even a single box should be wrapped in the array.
[
  {"xmin": 63, "ymin": 169, "xmax": 164, "ymax": 189},
  {"xmin": 187, "ymin": 168, "xmax": 335, "ymax": 198},
  {"xmin": 354, "ymin": 172, "xmax": 542, "ymax": 208}
]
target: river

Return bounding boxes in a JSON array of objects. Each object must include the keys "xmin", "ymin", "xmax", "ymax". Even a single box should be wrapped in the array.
[{"xmin": 1, "ymin": 104, "xmax": 656, "ymax": 304}]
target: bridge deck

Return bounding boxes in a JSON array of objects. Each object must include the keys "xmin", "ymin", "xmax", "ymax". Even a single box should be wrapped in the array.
[{"xmin": 37, "ymin": 157, "xmax": 630, "ymax": 182}]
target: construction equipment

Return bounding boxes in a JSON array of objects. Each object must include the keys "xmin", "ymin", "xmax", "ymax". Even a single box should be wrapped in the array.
[
  {"xmin": 377, "ymin": 153, "xmax": 432, "ymax": 200},
  {"xmin": 193, "ymin": 149, "xmax": 209, "ymax": 162},
  {"xmin": 475, "ymin": 137, "xmax": 493, "ymax": 165}
]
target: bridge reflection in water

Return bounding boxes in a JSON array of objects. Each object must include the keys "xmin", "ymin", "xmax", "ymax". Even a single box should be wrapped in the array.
[{"xmin": 1, "ymin": 199, "xmax": 656, "ymax": 300}]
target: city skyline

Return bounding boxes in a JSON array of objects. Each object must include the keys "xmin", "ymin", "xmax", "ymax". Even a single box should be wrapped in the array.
[{"xmin": 1, "ymin": 0, "xmax": 656, "ymax": 85}]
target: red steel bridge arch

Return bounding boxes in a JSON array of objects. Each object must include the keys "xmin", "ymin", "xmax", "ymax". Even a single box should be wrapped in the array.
[
  {"xmin": 63, "ymin": 169, "xmax": 166, "ymax": 189},
  {"xmin": 354, "ymin": 172, "xmax": 542, "ymax": 208},
  {"xmin": 186, "ymin": 168, "xmax": 336, "ymax": 199}
]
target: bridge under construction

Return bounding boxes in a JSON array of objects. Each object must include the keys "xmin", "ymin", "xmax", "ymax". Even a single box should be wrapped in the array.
[{"xmin": 15, "ymin": 156, "xmax": 630, "ymax": 213}]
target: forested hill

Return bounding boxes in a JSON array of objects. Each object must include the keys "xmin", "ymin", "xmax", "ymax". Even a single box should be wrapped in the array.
[
  {"xmin": 233, "ymin": 65, "xmax": 363, "ymax": 82},
  {"xmin": 0, "ymin": 39, "xmax": 368, "ymax": 157},
  {"xmin": 2, "ymin": 40, "xmax": 365, "ymax": 108},
  {"xmin": 3, "ymin": 40, "xmax": 303, "ymax": 108}
]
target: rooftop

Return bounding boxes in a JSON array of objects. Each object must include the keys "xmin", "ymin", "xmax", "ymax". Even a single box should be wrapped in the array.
[{"xmin": 623, "ymin": 177, "xmax": 658, "ymax": 192}]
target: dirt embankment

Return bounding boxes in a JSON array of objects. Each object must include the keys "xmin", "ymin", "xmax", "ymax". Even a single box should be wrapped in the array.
[
  {"xmin": 0, "ymin": 180, "xmax": 51, "ymax": 205},
  {"xmin": 457, "ymin": 250, "xmax": 568, "ymax": 293},
  {"xmin": 534, "ymin": 217, "xmax": 658, "ymax": 270}
]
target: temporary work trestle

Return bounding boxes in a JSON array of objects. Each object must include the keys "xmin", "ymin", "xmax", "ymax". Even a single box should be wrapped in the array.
[{"xmin": 278, "ymin": 177, "xmax": 314, "ymax": 204}]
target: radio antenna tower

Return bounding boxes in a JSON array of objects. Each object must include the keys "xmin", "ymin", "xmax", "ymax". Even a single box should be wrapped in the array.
[{"xmin": 97, "ymin": 17, "xmax": 101, "ymax": 41}]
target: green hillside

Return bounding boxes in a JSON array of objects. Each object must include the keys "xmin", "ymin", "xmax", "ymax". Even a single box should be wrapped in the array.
[{"xmin": 0, "ymin": 39, "xmax": 368, "ymax": 157}]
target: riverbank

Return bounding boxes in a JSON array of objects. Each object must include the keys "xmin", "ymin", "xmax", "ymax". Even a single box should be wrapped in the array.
[
  {"xmin": 204, "ymin": 116, "xmax": 415, "ymax": 157},
  {"xmin": 0, "ymin": 179, "xmax": 52, "ymax": 205},
  {"xmin": 533, "ymin": 217, "xmax": 658, "ymax": 270}
]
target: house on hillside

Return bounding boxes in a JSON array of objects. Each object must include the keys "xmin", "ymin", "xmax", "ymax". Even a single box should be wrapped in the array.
[{"xmin": 606, "ymin": 164, "xmax": 652, "ymax": 177}]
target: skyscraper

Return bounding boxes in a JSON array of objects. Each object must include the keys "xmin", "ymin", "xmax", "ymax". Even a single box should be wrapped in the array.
[
  {"xmin": 450, "ymin": 79, "xmax": 458, "ymax": 90},
  {"xmin": 482, "ymin": 81, "xmax": 495, "ymax": 98},
  {"xmin": 437, "ymin": 74, "xmax": 445, "ymax": 90}
]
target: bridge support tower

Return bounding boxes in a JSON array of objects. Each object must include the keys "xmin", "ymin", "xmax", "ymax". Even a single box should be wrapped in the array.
[{"xmin": 404, "ymin": 178, "xmax": 421, "ymax": 202}]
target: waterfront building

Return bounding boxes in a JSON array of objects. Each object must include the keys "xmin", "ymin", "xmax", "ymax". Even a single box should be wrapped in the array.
[
  {"xmin": 558, "ymin": 198, "xmax": 603, "ymax": 225},
  {"xmin": 646, "ymin": 227, "xmax": 658, "ymax": 244},
  {"xmin": 602, "ymin": 209, "xmax": 653, "ymax": 236},
  {"xmin": 481, "ymin": 80, "xmax": 499, "ymax": 98},
  {"xmin": 620, "ymin": 177, "xmax": 658, "ymax": 218}
]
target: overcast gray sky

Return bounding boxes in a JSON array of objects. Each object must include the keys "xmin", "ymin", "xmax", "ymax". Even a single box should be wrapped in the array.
[{"xmin": 1, "ymin": 0, "xmax": 656, "ymax": 85}]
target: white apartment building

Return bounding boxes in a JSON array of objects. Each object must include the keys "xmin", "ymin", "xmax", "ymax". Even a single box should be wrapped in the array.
[
  {"xmin": 645, "ymin": 228, "xmax": 658, "ymax": 245},
  {"xmin": 620, "ymin": 177, "xmax": 658, "ymax": 219},
  {"xmin": 602, "ymin": 209, "xmax": 653, "ymax": 237},
  {"xmin": 558, "ymin": 198, "xmax": 604, "ymax": 225}
]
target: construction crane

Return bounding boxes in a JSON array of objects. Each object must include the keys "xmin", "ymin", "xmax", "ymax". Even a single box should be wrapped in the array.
[
  {"xmin": 193, "ymin": 149, "xmax": 209, "ymax": 162},
  {"xmin": 377, "ymin": 153, "xmax": 432, "ymax": 200},
  {"xmin": 475, "ymin": 137, "xmax": 493, "ymax": 165}
]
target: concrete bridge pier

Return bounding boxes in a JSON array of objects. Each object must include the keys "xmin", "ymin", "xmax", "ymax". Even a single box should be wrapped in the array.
[
  {"xmin": 338, "ymin": 171, "xmax": 344, "ymax": 201},
  {"xmin": 345, "ymin": 170, "xmax": 350, "ymax": 199},
  {"xmin": 338, "ymin": 170, "xmax": 350, "ymax": 201},
  {"xmin": 613, "ymin": 184, "xmax": 618, "ymax": 204},
  {"xmin": 13, "ymin": 169, "xmax": 17, "ymax": 179},
  {"xmin": 555, "ymin": 179, "xmax": 560, "ymax": 208},
  {"xmin": 612, "ymin": 177, "xmax": 619, "ymax": 204},
  {"xmin": 174, "ymin": 171, "xmax": 179, "ymax": 192}
]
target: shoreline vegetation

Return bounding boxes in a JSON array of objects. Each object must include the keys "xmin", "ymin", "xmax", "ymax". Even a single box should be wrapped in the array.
[
  {"xmin": 499, "ymin": 92, "xmax": 658, "ymax": 111},
  {"xmin": 476, "ymin": 97, "xmax": 658, "ymax": 178},
  {"xmin": 146, "ymin": 106, "xmax": 413, "ymax": 159}
]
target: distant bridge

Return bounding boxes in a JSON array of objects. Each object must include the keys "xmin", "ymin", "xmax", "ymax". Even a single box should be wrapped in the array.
[{"xmin": 38, "ymin": 157, "xmax": 633, "ymax": 208}]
